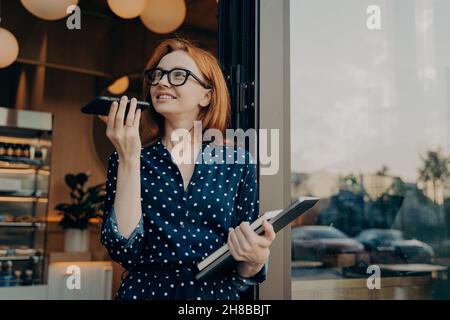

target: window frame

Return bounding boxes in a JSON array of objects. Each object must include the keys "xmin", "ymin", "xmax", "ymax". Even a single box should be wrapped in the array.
[{"xmin": 258, "ymin": 0, "xmax": 291, "ymax": 300}]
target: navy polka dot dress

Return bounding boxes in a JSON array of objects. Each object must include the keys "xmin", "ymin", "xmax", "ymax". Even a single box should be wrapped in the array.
[{"xmin": 100, "ymin": 138, "xmax": 266, "ymax": 300}]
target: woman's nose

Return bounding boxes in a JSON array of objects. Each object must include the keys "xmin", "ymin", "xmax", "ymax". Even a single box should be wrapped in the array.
[{"xmin": 159, "ymin": 73, "xmax": 171, "ymax": 86}]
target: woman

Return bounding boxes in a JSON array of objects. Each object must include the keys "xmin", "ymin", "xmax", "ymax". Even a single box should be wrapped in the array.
[{"xmin": 99, "ymin": 38, "xmax": 275, "ymax": 300}]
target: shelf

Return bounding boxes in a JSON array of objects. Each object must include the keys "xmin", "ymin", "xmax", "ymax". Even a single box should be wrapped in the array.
[
  {"xmin": 46, "ymin": 215, "xmax": 102, "ymax": 224},
  {"xmin": 0, "ymin": 155, "xmax": 46, "ymax": 168},
  {"xmin": 0, "ymin": 222, "xmax": 45, "ymax": 228},
  {"xmin": 1, "ymin": 108, "xmax": 52, "ymax": 288},
  {"xmin": 0, "ymin": 255, "xmax": 43, "ymax": 261},
  {"xmin": 0, "ymin": 194, "xmax": 48, "ymax": 203},
  {"xmin": 0, "ymin": 190, "xmax": 48, "ymax": 197},
  {"xmin": 0, "ymin": 165, "xmax": 50, "ymax": 172},
  {"xmin": 0, "ymin": 136, "xmax": 51, "ymax": 147}
]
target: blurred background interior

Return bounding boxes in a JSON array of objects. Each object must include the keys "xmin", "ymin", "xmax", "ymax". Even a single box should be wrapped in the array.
[{"xmin": 0, "ymin": 0, "xmax": 220, "ymax": 299}]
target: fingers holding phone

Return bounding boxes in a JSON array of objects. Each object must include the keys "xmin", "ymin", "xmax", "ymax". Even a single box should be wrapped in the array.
[
  {"xmin": 125, "ymin": 97, "xmax": 141, "ymax": 128},
  {"xmin": 103, "ymin": 96, "xmax": 142, "ymax": 160}
]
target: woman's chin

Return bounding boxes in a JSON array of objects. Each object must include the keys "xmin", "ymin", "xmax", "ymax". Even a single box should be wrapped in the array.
[
  {"xmin": 154, "ymin": 103, "xmax": 178, "ymax": 113},
  {"xmin": 153, "ymin": 102, "xmax": 199, "ymax": 118}
]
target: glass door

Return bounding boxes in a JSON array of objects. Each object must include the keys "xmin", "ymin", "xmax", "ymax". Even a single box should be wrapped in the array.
[
  {"xmin": 289, "ymin": 0, "xmax": 450, "ymax": 300},
  {"xmin": 218, "ymin": 0, "xmax": 260, "ymax": 300}
]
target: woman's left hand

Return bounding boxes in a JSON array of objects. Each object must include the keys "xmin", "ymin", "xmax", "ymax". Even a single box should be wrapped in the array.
[{"xmin": 227, "ymin": 220, "xmax": 276, "ymax": 267}]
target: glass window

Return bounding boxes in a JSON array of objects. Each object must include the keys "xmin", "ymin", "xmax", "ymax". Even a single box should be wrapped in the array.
[{"xmin": 290, "ymin": 0, "xmax": 450, "ymax": 299}]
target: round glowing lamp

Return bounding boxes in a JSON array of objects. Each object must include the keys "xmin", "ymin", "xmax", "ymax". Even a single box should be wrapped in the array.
[
  {"xmin": 106, "ymin": 0, "xmax": 147, "ymax": 19},
  {"xmin": 140, "ymin": 0, "xmax": 186, "ymax": 34},
  {"xmin": 107, "ymin": 76, "xmax": 130, "ymax": 95},
  {"xmin": 0, "ymin": 28, "xmax": 20, "ymax": 69},
  {"xmin": 20, "ymin": 0, "xmax": 79, "ymax": 20}
]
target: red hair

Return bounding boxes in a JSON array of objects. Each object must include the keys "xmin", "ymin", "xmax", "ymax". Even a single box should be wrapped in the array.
[{"xmin": 140, "ymin": 37, "xmax": 231, "ymax": 147}]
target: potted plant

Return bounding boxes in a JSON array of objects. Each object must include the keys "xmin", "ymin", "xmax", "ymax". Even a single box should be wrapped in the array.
[{"xmin": 54, "ymin": 172, "xmax": 105, "ymax": 252}]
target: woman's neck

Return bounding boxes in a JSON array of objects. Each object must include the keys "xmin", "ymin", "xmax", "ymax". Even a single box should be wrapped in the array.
[{"xmin": 162, "ymin": 119, "xmax": 202, "ymax": 151}]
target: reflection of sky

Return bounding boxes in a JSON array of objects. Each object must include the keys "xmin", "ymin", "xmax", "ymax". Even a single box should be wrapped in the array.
[{"xmin": 290, "ymin": 0, "xmax": 450, "ymax": 182}]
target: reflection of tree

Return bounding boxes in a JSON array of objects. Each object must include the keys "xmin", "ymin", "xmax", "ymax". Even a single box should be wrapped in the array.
[
  {"xmin": 418, "ymin": 149, "xmax": 450, "ymax": 235},
  {"xmin": 444, "ymin": 198, "xmax": 450, "ymax": 238},
  {"xmin": 418, "ymin": 149, "xmax": 450, "ymax": 205},
  {"xmin": 317, "ymin": 171, "xmax": 446, "ymax": 243},
  {"xmin": 387, "ymin": 177, "xmax": 406, "ymax": 195},
  {"xmin": 368, "ymin": 193, "xmax": 404, "ymax": 229},
  {"xmin": 314, "ymin": 150, "xmax": 450, "ymax": 246},
  {"xmin": 317, "ymin": 189, "xmax": 365, "ymax": 237},
  {"xmin": 341, "ymin": 174, "xmax": 367, "ymax": 195},
  {"xmin": 318, "ymin": 175, "xmax": 404, "ymax": 237},
  {"xmin": 376, "ymin": 165, "xmax": 390, "ymax": 176}
]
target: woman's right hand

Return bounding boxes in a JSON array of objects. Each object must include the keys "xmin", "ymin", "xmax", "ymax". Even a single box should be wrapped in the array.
[{"xmin": 97, "ymin": 95, "xmax": 142, "ymax": 161}]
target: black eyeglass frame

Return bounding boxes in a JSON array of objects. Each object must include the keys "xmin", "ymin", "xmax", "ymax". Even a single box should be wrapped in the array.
[{"xmin": 144, "ymin": 67, "xmax": 212, "ymax": 89}]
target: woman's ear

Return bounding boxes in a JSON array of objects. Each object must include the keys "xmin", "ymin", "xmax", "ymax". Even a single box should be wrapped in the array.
[{"xmin": 200, "ymin": 89, "xmax": 212, "ymax": 107}]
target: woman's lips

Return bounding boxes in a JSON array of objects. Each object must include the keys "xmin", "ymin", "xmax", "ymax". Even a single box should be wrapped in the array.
[{"xmin": 157, "ymin": 98, "xmax": 176, "ymax": 103}]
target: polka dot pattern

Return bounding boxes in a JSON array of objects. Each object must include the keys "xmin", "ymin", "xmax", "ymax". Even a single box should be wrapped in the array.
[{"xmin": 100, "ymin": 138, "xmax": 265, "ymax": 300}]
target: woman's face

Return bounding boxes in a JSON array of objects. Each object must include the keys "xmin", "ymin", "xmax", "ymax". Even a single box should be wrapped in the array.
[{"xmin": 149, "ymin": 50, "xmax": 211, "ymax": 120}]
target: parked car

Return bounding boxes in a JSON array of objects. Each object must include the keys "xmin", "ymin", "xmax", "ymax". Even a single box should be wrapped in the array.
[
  {"xmin": 354, "ymin": 229, "xmax": 434, "ymax": 264},
  {"xmin": 291, "ymin": 226, "xmax": 365, "ymax": 266}
]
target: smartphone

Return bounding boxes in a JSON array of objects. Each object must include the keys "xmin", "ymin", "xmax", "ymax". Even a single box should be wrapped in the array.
[{"xmin": 81, "ymin": 96, "xmax": 150, "ymax": 117}]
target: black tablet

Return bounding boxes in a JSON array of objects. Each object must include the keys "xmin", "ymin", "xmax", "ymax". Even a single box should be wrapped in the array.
[
  {"xmin": 195, "ymin": 196, "xmax": 320, "ymax": 281},
  {"xmin": 81, "ymin": 96, "xmax": 150, "ymax": 116}
]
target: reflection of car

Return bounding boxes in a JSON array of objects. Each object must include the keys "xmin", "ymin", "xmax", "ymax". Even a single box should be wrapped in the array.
[
  {"xmin": 291, "ymin": 226, "xmax": 365, "ymax": 266},
  {"xmin": 354, "ymin": 229, "xmax": 434, "ymax": 264}
]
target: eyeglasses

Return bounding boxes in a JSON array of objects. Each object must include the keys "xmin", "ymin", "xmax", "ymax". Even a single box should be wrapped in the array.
[{"xmin": 144, "ymin": 67, "xmax": 211, "ymax": 89}]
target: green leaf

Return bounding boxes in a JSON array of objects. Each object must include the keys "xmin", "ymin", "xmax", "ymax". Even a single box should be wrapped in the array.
[
  {"xmin": 54, "ymin": 203, "xmax": 70, "ymax": 211},
  {"xmin": 55, "ymin": 171, "xmax": 106, "ymax": 230},
  {"xmin": 65, "ymin": 174, "xmax": 78, "ymax": 190},
  {"xmin": 76, "ymin": 173, "xmax": 89, "ymax": 188}
]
